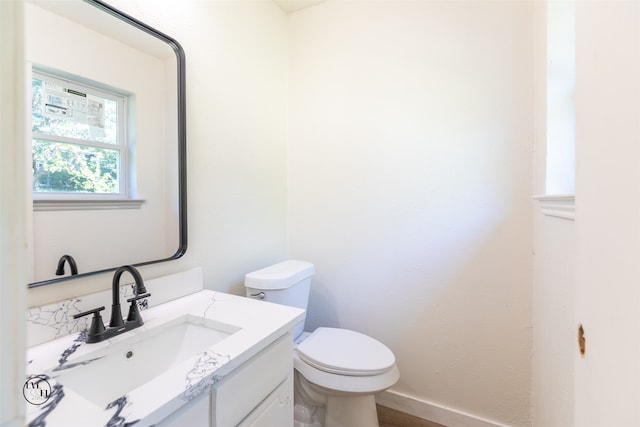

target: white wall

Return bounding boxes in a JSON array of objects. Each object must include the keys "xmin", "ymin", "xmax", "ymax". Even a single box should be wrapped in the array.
[
  {"xmin": 287, "ymin": 1, "xmax": 534, "ymax": 425},
  {"xmin": 1, "ymin": 1, "xmax": 27, "ymax": 424},
  {"xmin": 27, "ymin": 0, "xmax": 289, "ymax": 305}
]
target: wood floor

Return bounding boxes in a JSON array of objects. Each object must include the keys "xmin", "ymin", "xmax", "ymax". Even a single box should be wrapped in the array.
[{"xmin": 377, "ymin": 405, "xmax": 446, "ymax": 427}]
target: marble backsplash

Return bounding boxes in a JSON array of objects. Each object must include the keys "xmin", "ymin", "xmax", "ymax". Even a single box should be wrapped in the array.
[{"xmin": 26, "ymin": 267, "xmax": 204, "ymax": 347}]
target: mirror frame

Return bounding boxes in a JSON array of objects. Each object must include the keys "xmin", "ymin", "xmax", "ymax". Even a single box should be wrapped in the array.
[{"xmin": 28, "ymin": 0, "xmax": 187, "ymax": 288}]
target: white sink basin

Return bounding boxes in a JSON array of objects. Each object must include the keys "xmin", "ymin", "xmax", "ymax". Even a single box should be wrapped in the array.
[{"xmin": 54, "ymin": 315, "xmax": 238, "ymax": 407}]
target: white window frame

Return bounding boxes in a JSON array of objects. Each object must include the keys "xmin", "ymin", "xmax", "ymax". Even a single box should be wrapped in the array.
[{"xmin": 31, "ymin": 69, "xmax": 141, "ymax": 210}]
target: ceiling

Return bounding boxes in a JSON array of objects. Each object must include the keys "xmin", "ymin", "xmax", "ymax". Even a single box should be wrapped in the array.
[{"xmin": 273, "ymin": 0, "xmax": 326, "ymax": 13}]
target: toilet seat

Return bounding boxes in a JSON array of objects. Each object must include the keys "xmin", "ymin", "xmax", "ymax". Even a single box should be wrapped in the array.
[{"xmin": 296, "ymin": 327, "xmax": 396, "ymax": 376}]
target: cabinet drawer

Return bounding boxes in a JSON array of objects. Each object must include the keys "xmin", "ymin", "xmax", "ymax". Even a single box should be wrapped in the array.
[{"xmin": 212, "ymin": 333, "xmax": 292, "ymax": 426}]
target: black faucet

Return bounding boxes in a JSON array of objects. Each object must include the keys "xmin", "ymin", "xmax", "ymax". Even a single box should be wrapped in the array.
[
  {"xmin": 73, "ymin": 265, "xmax": 151, "ymax": 344},
  {"xmin": 55, "ymin": 255, "xmax": 78, "ymax": 276}
]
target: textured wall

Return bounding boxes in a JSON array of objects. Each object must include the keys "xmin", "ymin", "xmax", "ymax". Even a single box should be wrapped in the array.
[{"xmin": 287, "ymin": 1, "xmax": 534, "ymax": 424}]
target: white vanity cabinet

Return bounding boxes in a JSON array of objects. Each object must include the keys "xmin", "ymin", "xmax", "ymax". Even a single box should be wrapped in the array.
[
  {"xmin": 158, "ymin": 332, "xmax": 294, "ymax": 427},
  {"xmin": 26, "ymin": 288, "xmax": 305, "ymax": 427}
]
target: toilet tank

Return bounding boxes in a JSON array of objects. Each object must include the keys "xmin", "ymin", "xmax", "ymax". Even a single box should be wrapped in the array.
[{"xmin": 244, "ymin": 260, "xmax": 315, "ymax": 339}]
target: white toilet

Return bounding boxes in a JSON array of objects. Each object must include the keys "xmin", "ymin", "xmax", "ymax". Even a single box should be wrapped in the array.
[{"xmin": 245, "ymin": 260, "xmax": 399, "ymax": 427}]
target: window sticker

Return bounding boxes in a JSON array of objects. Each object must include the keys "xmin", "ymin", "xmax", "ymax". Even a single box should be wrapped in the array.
[{"xmin": 42, "ymin": 81, "xmax": 106, "ymax": 137}]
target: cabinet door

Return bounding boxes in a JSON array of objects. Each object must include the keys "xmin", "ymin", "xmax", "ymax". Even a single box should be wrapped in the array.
[
  {"xmin": 238, "ymin": 375, "xmax": 293, "ymax": 427},
  {"xmin": 212, "ymin": 334, "xmax": 292, "ymax": 426}
]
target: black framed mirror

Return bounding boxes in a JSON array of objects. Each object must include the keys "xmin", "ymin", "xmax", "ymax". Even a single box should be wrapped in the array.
[{"xmin": 27, "ymin": 0, "xmax": 187, "ymax": 288}]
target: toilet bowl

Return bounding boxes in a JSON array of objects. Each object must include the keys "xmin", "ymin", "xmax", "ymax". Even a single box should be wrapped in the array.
[
  {"xmin": 245, "ymin": 260, "xmax": 399, "ymax": 427},
  {"xmin": 293, "ymin": 327, "xmax": 400, "ymax": 427}
]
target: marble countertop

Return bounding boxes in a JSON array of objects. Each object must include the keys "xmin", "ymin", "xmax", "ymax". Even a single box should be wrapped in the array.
[{"xmin": 25, "ymin": 290, "xmax": 305, "ymax": 427}]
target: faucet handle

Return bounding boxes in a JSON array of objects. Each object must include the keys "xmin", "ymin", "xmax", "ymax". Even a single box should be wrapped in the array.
[
  {"xmin": 126, "ymin": 293, "xmax": 150, "ymax": 323},
  {"xmin": 73, "ymin": 306, "xmax": 105, "ymax": 320},
  {"xmin": 73, "ymin": 306, "xmax": 106, "ymax": 341},
  {"xmin": 127, "ymin": 292, "xmax": 151, "ymax": 302}
]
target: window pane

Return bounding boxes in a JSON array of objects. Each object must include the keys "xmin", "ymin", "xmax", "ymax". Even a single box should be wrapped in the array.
[
  {"xmin": 32, "ymin": 139, "xmax": 119, "ymax": 194},
  {"xmin": 32, "ymin": 78, "xmax": 118, "ymax": 145}
]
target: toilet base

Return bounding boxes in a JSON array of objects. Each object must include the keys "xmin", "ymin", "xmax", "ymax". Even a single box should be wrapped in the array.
[
  {"xmin": 294, "ymin": 371, "xmax": 380, "ymax": 427},
  {"xmin": 325, "ymin": 394, "xmax": 379, "ymax": 427}
]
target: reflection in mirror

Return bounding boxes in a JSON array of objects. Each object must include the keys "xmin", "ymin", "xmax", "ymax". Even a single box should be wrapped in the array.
[{"xmin": 27, "ymin": 0, "xmax": 186, "ymax": 287}]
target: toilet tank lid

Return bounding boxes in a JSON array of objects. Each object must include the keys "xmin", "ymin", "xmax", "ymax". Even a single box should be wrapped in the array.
[{"xmin": 244, "ymin": 260, "xmax": 315, "ymax": 290}]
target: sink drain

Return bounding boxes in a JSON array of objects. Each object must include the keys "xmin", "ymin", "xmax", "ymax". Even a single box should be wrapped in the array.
[{"xmin": 125, "ymin": 350, "xmax": 134, "ymax": 359}]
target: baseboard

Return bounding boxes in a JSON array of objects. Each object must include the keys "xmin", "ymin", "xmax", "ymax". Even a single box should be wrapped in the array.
[{"xmin": 376, "ymin": 390, "xmax": 509, "ymax": 427}]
